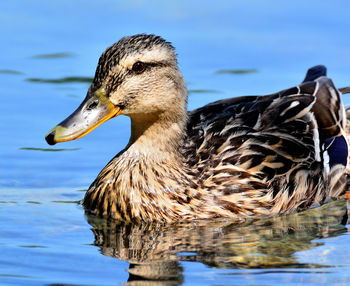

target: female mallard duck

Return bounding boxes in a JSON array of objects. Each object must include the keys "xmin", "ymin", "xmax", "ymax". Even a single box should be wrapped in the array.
[{"xmin": 45, "ymin": 34, "xmax": 350, "ymax": 222}]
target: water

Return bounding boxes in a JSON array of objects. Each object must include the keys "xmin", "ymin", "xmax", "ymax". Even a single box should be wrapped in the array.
[{"xmin": 1, "ymin": 0, "xmax": 350, "ymax": 285}]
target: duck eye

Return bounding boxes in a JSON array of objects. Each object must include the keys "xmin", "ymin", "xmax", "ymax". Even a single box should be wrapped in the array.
[{"xmin": 132, "ymin": 61, "xmax": 145, "ymax": 73}]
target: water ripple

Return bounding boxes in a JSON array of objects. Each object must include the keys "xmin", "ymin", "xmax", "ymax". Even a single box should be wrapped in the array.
[
  {"xmin": 25, "ymin": 76, "xmax": 93, "ymax": 84},
  {"xmin": 30, "ymin": 52, "xmax": 75, "ymax": 59},
  {"xmin": 20, "ymin": 147, "xmax": 81, "ymax": 152},
  {"xmin": 215, "ymin": 69, "xmax": 258, "ymax": 75}
]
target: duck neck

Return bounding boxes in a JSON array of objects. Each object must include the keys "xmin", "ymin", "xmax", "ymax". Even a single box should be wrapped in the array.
[{"xmin": 127, "ymin": 110, "xmax": 188, "ymax": 157}]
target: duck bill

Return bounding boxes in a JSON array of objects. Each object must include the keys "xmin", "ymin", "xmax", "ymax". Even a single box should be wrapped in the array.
[{"xmin": 45, "ymin": 88, "xmax": 122, "ymax": 145}]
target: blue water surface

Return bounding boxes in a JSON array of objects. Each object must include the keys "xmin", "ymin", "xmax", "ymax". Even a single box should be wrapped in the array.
[{"xmin": 1, "ymin": 1, "xmax": 350, "ymax": 285}]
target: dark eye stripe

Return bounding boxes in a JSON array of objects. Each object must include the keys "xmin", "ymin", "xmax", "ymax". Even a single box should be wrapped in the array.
[
  {"xmin": 130, "ymin": 61, "xmax": 169, "ymax": 73},
  {"xmin": 105, "ymin": 61, "xmax": 171, "ymax": 95}
]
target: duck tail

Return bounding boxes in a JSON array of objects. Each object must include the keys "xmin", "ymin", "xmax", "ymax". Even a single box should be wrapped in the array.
[
  {"xmin": 331, "ymin": 77, "xmax": 350, "ymax": 172},
  {"xmin": 302, "ymin": 66, "xmax": 349, "ymax": 170},
  {"xmin": 302, "ymin": 65, "xmax": 350, "ymax": 95},
  {"xmin": 302, "ymin": 65, "xmax": 327, "ymax": 82},
  {"xmin": 302, "ymin": 66, "xmax": 350, "ymax": 96},
  {"xmin": 310, "ymin": 78, "xmax": 345, "ymax": 140},
  {"xmin": 339, "ymin": 87, "xmax": 350, "ymax": 94},
  {"xmin": 302, "ymin": 66, "xmax": 346, "ymax": 137}
]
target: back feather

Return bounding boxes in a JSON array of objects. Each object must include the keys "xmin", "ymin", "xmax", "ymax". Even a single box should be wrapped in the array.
[{"xmin": 183, "ymin": 66, "xmax": 349, "ymax": 211}]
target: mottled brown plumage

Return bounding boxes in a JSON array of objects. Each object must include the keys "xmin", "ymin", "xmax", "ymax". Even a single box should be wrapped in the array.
[{"xmin": 46, "ymin": 34, "xmax": 350, "ymax": 222}]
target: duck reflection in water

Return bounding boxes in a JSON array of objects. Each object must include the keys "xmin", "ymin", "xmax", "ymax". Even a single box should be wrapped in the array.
[{"xmin": 85, "ymin": 199, "xmax": 349, "ymax": 285}]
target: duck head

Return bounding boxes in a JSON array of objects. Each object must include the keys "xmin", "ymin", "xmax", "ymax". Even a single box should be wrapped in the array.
[{"xmin": 45, "ymin": 34, "xmax": 187, "ymax": 145}]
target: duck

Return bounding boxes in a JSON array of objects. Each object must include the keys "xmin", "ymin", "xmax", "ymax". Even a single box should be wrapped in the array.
[{"xmin": 45, "ymin": 34, "xmax": 350, "ymax": 222}]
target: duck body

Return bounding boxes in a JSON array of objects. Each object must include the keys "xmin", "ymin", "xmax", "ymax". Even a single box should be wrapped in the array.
[{"xmin": 46, "ymin": 34, "xmax": 350, "ymax": 222}]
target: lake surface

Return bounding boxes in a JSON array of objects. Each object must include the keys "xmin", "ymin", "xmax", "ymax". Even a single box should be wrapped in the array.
[{"xmin": 1, "ymin": 1, "xmax": 350, "ymax": 285}]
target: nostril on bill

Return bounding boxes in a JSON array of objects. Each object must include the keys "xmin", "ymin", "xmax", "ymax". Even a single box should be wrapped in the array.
[{"xmin": 87, "ymin": 100, "xmax": 99, "ymax": 110}]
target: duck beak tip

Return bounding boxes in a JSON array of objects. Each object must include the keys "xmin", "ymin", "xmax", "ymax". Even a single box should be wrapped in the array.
[{"xmin": 45, "ymin": 130, "xmax": 57, "ymax": 145}]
